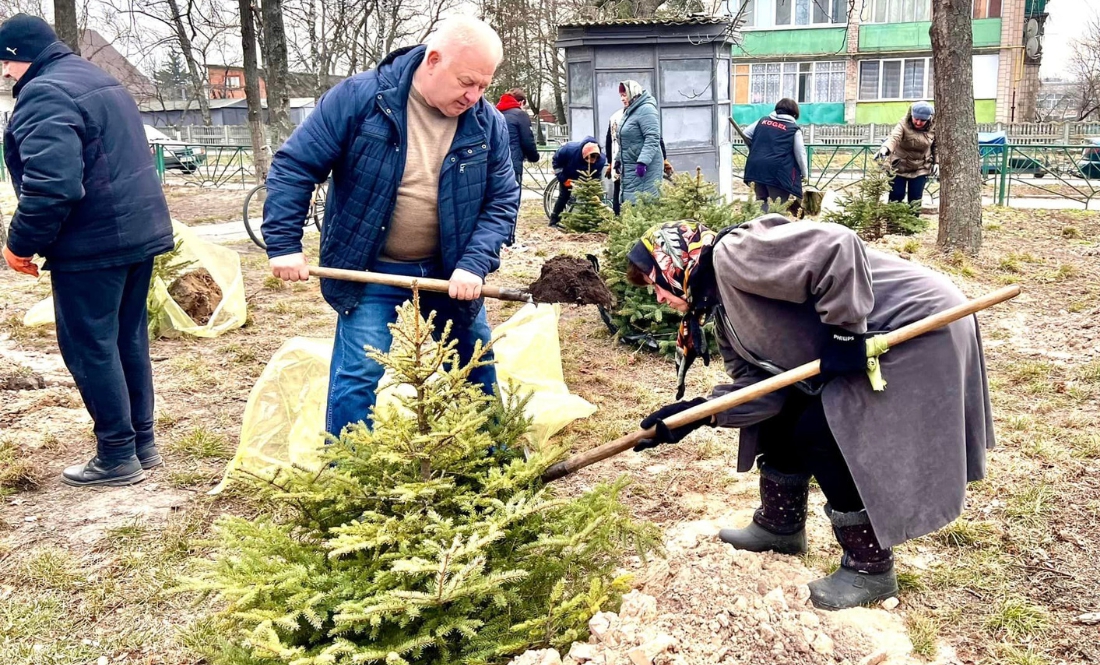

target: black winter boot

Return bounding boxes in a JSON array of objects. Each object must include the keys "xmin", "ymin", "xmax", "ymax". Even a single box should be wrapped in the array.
[
  {"xmin": 809, "ymin": 505, "xmax": 898, "ymax": 610},
  {"xmin": 61, "ymin": 456, "xmax": 146, "ymax": 487},
  {"xmin": 719, "ymin": 463, "xmax": 810, "ymax": 555},
  {"xmin": 134, "ymin": 442, "xmax": 164, "ymax": 470}
]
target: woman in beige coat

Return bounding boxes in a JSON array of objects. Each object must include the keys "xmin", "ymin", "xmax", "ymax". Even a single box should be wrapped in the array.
[{"xmin": 876, "ymin": 101, "xmax": 935, "ymax": 210}]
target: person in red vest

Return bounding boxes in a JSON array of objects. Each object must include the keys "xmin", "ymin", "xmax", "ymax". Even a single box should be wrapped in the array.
[{"xmin": 742, "ymin": 98, "xmax": 809, "ymax": 215}]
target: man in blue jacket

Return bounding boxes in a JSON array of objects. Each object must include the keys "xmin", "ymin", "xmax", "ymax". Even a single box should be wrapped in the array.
[
  {"xmin": 548, "ymin": 137, "xmax": 606, "ymax": 228},
  {"xmin": 263, "ymin": 16, "xmax": 520, "ymax": 436},
  {"xmin": 1, "ymin": 15, "xmax": 174, "ymax": 487}
]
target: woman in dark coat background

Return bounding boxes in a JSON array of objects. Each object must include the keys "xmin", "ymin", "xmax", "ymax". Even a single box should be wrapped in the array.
[
  {"xmin": 497, "ymin": 87, "xmax": 540, "ymax": 186},
  {"xmin": 497, "ymin": 88, "xmax": 540, "ymax": 244}
]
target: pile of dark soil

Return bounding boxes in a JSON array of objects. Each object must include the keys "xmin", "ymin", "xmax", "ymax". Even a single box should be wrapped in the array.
[
  {"xmin": 168, "ymin": 268, "xmax": 223, "ymax": 325},
  {"xmin": 528, "ymin": 255, "xmax": 614, "ymax": 308}
]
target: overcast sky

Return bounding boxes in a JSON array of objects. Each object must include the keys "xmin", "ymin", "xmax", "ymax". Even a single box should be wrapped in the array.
[{"xmin": 1041, "ymin": 0, "xmax": 1096, "ymax": 79}]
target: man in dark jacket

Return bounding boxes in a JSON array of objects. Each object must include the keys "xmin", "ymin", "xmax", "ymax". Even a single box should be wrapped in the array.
[
  {"xmin": 263, "ymin": 17, "xmax": 519, "ymax": 436},
  {"xmin": 1, "ymin": 14, "xmax": 174, "ymax": 487},
  {"xmin": 548, "ymin": 137, "xmax": 606, "ymax": 228}
]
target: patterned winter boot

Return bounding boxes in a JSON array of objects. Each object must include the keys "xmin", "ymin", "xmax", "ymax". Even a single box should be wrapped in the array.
[
  {"xmin": 719, "ymin": 463, "xmax": 810, "ymax": 555},
  {"xmin": 809, "ymin": 505, "xmax": 899, "ymax": 610}
]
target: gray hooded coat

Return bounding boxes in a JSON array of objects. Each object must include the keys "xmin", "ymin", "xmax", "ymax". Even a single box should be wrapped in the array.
[
  {"xmin": 617, "ymin": 81, "xmax": 663, "ymax": 203},
  {"xmin": 707, "ymin": 215, "xmax": 995, "ymax": 548}
]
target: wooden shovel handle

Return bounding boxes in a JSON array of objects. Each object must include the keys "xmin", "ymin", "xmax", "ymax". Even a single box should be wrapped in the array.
[
  {"xmin": 542, "ymin": 285, "xmax": 1021, "ymax": 483},
  {"xmin": 309, "ymin": 266, "xmax": 532, "ymax": 303}
]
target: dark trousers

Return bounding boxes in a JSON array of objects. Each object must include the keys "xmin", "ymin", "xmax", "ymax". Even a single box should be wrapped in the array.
[
  {"xmin": 756, "ymin": 392, "xmax": 863, "ymax": 512},
  {"xmin": 550, "ymin": 182, "xmax": 570, "ymax": 225},
  {"xmin": 51, "ymin": 259, "xmax": 156, "ymax": 462},
  {"xmin": 753, "ymin": 183, "xmax": 801, "ymax": 217},
  {"xmin": 888, "ymin": 174, "xmax": 927, "ymax": 206},
  {"xmin": 612, "ymin": 177, "xmax": 622, "ymax": 216}
]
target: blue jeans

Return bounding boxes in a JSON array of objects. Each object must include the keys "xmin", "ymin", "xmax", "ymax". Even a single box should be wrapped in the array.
[{"xmin": 325, "ymin": 259, "xmax": 497, "ymax": 436}]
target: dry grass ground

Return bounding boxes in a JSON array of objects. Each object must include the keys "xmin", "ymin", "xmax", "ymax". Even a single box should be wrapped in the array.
[{"xmin": 1, "ymin": 196, "xmax": 1097, "ymax": 664}]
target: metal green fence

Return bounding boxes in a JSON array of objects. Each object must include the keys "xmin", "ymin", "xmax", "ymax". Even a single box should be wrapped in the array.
[
  {"xmin": 733, "ymin": 142, "xmax": 1100, "ymax": 208},
  {"xmin": 153, "ymin": 143, "xmax": 256, "ymax": 188}
]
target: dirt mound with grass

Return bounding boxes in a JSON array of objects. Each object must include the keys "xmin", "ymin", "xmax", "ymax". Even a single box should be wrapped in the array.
[
  {"xmin": 169, "ymin": 269, "xmax": 222, "ymax": 325},
  {"xmin": 508, "ymin": 522, "xmax": 935, "ymax": 665},
  {"xmin": 529, "ymin": 255, "xmax": 614, "ymax": 308}
]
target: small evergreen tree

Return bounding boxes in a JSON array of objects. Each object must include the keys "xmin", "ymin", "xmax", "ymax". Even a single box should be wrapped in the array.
[
  {"xmin": 560, "ymin": 169, "xmax": 613, "ymax": 233},
  {"xmin": 822, "ymin": 168, "xmax": 928, "ymax": 241},
  {"xmin": 177, "ymin": 292, "xmax": 659, "ymax": 665},
  {"xmin": 602, "ymin": 169, "xmax": 763, "ymax": 357}
]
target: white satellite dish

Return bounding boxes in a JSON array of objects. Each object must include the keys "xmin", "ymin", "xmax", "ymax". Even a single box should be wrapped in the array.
[
  {"xmin": 1025, "ymin": 18, "xmax": 1040, "ymax": 40},
  {"xmin": 1026, "ymin": 36, "xmax": 1042, "ymax": 59}
]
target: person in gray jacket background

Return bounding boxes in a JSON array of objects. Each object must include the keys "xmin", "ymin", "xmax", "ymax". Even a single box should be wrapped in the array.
[
  {"xmin": 623, "ymin": 217, "xmax": 995, "ymax": 610},
  {"xmin": 616, "ymin": 80, "xmax": 663, "ymax": 204}
]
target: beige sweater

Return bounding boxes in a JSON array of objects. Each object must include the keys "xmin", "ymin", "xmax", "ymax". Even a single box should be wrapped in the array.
[{"xmin": 381, "ymin": 86, "xmax": 458, "ymax": 262}]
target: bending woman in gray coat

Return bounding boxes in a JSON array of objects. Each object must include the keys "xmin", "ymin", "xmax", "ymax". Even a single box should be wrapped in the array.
[
  {"xmin": 616, "ymin": 80, "xmax": 664, "ymax": 204},
  {"xmin": 624, "ymin": 217, "xmax": 995, "ymax": 610}
]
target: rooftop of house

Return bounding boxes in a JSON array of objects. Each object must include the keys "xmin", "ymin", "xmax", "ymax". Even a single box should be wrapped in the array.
[
  {"xmin": 558, "ymin": 15, "xmax": 731, "ymax": 28},
  {"xmin": 1, "ymin": 28, "xmax": 154, "ymax": 100}
]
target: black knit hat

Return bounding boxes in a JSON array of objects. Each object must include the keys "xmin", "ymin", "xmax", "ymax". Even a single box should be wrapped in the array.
[{"xmin": 0, "ymin": 14, "xmax": 59, "ymax": 63}]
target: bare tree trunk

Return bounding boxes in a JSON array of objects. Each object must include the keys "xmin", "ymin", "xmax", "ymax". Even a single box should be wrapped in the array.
[
  {"xmin": 931, "ymin": 0, "xmax": 982, "ymax": 255},
  {"xmin": 261, "ymin": 0, "xmax": 294, "ymax": 148},
  {"xmin": 166, "ymin": 0, "xmax": 212, "ymax": 126},
  {"xmin": 54, "ymin": 0, "xmax": 81, "ymax": 55},
  {"xmin": 240, "ymin": 0, "xmax": 268, "ymax": 181}
]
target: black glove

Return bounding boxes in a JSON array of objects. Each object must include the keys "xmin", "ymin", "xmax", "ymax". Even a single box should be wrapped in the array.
[
  {"xmin": 819, "ymin": 326, "xmax": 867, "ymax": 381},
  {"xmin": 634, "ymin": 396, "xmax": 713, "ymax": 451}
]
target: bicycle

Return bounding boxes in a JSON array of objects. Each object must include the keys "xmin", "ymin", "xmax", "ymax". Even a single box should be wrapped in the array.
[{"xmin": 242, "ymin": 179, "xmax": 329, "ymax": 250}]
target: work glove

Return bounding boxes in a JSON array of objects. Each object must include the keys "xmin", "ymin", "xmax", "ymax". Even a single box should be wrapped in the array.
[
  {"xmin": 634, "ymin": 396, "xmax": 713, "ymax": 451},
  {"xmin": 564, "ymin": 179, "xmax": 573, "ymax": 189},
  {"xmin": 819, "ymin": 326, "xmax": 868, "ymax": 381},
  {"xmin": 3, "ymin": 246, "xmax": 39, "ymax": 277},
  {"xmin": 663, "ymin": 160, "xmax": 674, "ymax": 177},
  {"xmin": 635, "ymin": 162, "xmax": 648, "ymax": 178},
  {"xmin": 874, "ymin": 147, "xmax": 889, "ymax": 161}
]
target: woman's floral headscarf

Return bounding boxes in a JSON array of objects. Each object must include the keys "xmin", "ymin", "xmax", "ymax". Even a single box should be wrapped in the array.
[
  {"xmin": 628, "ymin": 221, "xmax": 719, "ymax": 398},
  {"xmin": 618, "ymin": 79, "xmax": 645, "ymax": 106}
]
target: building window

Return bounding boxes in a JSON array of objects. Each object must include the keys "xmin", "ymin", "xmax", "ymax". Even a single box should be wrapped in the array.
[
  {"xmin": 864, "ymin": 0, "xmax": 931, "ymax": 23},
  {"xmin": 748, "ymin": 60, "xmax": 846, "ymax": 104},
  {"xmin": 734, "ymin": 64, "xmax": 751, "ymax": 103},
  {"xmin": 227, "ymin": 75, "xmax": 241, "ymax": 88},
  {"xmin": 775, "ymin": 0, "xmax": 847, "ymax": 26},
  {"xmin": 740, "ymin": 0, "xmax": 849, "ymax": 28},
  {"xmin": 858, "ymin": 57, "xmax": 930, "ymax": 100},
  {"xmin": 973, "ymin": 0, "xmax": 1001, "ymax": 18},
  {"xmin": 860, "ymin": 54, "xmax": 997, "ymax": 101}
]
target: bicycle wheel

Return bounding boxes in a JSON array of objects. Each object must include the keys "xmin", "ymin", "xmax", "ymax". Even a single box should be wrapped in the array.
[
  {"xmin": 543, "ymin": 179, "xmax": 557, "ymax": 220},
  {"xmin": 309, "ymin": 181, "xmax": 328, "ymax": 232},
  {"xmin": 243, "ymin": 183, "xmax": 268, "ymax": 250}
]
